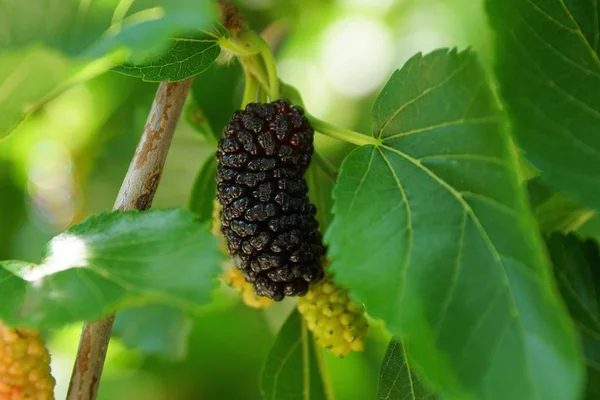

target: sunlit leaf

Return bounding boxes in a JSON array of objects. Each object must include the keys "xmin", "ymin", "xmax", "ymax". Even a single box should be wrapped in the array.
[
  {"xmin": 486, "ymin": 0, "xmax": 600, "ymax": 212},
  {"xmin": 326, "ymin": 49, "xmax": 583, "ymax": 399},
  {"xmin": 81, "ymin": 1, "xmax": 219, "ymax": 64},
  {"xmin": 0, "ymin": 0, "xmax": 218, "ymax": 137},
  {"xmin": 261, "ymin": 310, "xmax": 331, "ymax": 400},
  {"xmin": 0, "ymin": 209, "xmax": 222, "ymax": 328},
  {"xmin": 0, "ymin": 46, "xmax": 70, "ymax": 136},
  {"xmin": 378, "ymin": 339, "xmax": 435, "ymax": 400}
]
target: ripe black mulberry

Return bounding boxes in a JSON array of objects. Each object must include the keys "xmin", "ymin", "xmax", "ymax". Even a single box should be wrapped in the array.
[{"xmin": 216, "ymin": 100, "xmax": 325, "ymax": 300}]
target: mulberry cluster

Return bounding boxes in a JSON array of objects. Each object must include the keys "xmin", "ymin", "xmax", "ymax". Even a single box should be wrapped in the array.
[
  {"xmin": 216, "ymin": 100, "xmax": 325, "ymax": 300},
  {"xmin": 297, "ymin": 275, "xmax": 368, "ymax": 358},
  {"xmin": 0, "ymin": 321, "xmax": 55, "ymax": 400}
]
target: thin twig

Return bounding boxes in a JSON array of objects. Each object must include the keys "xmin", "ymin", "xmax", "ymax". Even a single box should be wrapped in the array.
[{"xmin": 66, "ymin": 78, "xmax": 193, "ymax": 400}]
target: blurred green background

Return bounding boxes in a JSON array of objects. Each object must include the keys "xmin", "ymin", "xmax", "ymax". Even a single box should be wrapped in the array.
[{"xmin": 0, "ymin": 0, "xmax": 490, "ymax": 398}]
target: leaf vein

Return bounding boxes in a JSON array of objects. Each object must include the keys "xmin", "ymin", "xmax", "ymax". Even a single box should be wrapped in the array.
[
  {"xmin": 419, "ymin": 153, "xmax": 509, "ymax": 168},
  {"xmin": 434, "ymin": 212, "xmax": 467, "ymax": 338},
  {"xmin": 557, "ymin": 0, "xmax": 600, "ymax": 68},
  {"xmin": 382, "ymin": 116, "xmax": 499, "ymax": 141},
  {"xmin": 517, "ymin": 4, "xmax": 600, "ymax": 76},
  {"xmin": 378, "ymin": 148, "xmax": 413, "ymax": 308},
  {"xmin": 376, "ymin": 59, "xmax": 470, "ymax": 138}
]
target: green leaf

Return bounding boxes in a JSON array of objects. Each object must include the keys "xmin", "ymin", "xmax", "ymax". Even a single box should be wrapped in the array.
[
  {"xmin": 378, "ymin": 339, "xmax": 435, "ymax": 400},
  {"xmin": 0, "ymin": 0, "xmax": 112, "ymax": 55},
  {"xmin": 546, "ymin": 234, "xmax": 600, "ymax": 400},
  {"xmin": 188, "ymin": 156, "xmax": 217, "ymax": 222},
  {"xmin": 261, "ymin": 310, "xmax": 331, "ymax": 400},
  {"xmin": 82, "ymin": 1, "xmax": 219, "ymax": 64},
  {"xmin": 485, "ymin": 0, "xmax": 600, "ymax": 212},
  {"xmin": 113, "ymin": 304, "xmax": 193, "ymax": 361},
  {"xmin": 326, "ymin": 49, "xmax": 583, "ymax": 399},
  {"xmin": 112, "ymin": 30, "xmax": 223, "ymax": 82},
  {"xmin": 189, "ymin": 61, "xmax": 244, "ymax": 141},
  {"xmin": 0, "ymin": 0, "xmax": 218, "ymax": 137},
  {"xmin": 527, "ymin": 178, "xmax": 595, "ymax": 234},
  {"xmin": 0, "ymin": 209, "xmax": 221, "ymax": 328}
]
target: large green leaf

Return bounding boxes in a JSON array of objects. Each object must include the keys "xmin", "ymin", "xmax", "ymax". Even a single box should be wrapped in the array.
[
  {"xmin": 325, "ymin": 49, "xmax": 582, "ymax": 399},
  {"xmin": 546, "ymin": 234, "xmax": 600, "ymax": 400},
  {"xmin": 0, "ymin": 209, "xmax": 221, "ymax": 328},
  {"xmin": 486, "ymin": 0, "xmax": 600, "ymax": 212},
  {"xmin": 378, "ymin": 339, "xmax": 435, "ymax": 400},
  {"xmin": 261, "ymin": 310, "xmax": 331, "ymax": 400}
]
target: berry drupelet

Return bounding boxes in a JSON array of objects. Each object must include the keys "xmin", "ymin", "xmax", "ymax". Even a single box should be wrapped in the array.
[
  {"xmin": 0, "ymin": 321, "xmax": 55, "ymax": 400},
  {"xmin": 216, "ymin": 100, "xmax": 325, "ymax": 300}
]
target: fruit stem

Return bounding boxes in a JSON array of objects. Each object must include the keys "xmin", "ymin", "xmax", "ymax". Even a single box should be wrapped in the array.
[
  {"xmin": 224, "ymin": 29, "xmax": 279, "ymax": 101},
  {"xmin": 241, "ymin": 56, "xmax": 270, "ymax": 94},
  {"xmin": 241, "ymin": 64, "xmax": 259, "ymax": 107},
  {"xmin": 257, "ymin": 37, "xmax": 280, "ymax": 100},
  {"xmin": 258, "ymin": 87, "xmax": 268, "ymax": 103},
  {"xmin": 218, "ymin": 36, "xmax": 261, "ymax": 56},
  {"xmin": 307, "ymin": 114, "xmax": 380, "ymax": 147}
]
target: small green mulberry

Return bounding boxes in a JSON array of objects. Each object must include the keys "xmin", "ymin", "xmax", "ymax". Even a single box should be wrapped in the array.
[{"xmin": 297, "ymin": 275, "xmax": 368, "ymax": 358}]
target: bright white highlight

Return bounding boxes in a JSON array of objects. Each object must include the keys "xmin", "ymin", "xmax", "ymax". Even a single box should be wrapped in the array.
[
  {"xmin": 24, "ymin": 235, "xmax": 88, "ymax": 281},
  {"xmin": 320, "ymin": 17, "xmax": 394, "ymax": 97}
]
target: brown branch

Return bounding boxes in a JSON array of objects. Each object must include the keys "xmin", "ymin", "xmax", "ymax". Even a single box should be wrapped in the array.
[{"xmin": 66, "ymin": 78, "xmax": 193, "ymax": 400}]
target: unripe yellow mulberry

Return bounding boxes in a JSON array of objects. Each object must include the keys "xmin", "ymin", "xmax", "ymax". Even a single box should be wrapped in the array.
[
  {"xmin": 222, "ymin": 266, "xmax": 274, "ymax": 309},
  {"xmin": 0, "ymin": 321, "xmax": 55, "ymax": 400},
  {"xmin": 297, "ymin": 275, "xmax": 368, "ymax": 358}
]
